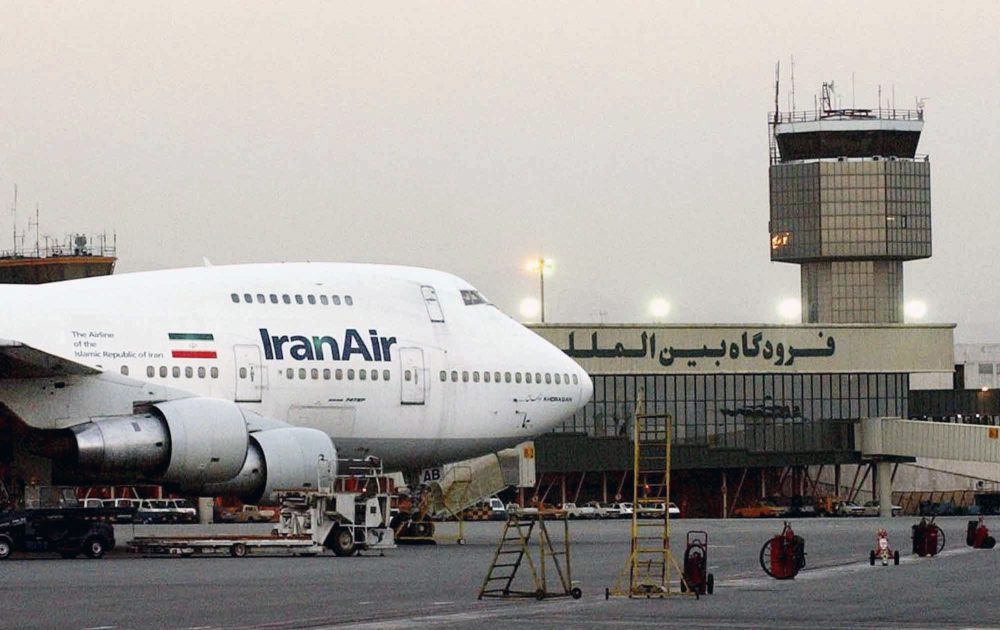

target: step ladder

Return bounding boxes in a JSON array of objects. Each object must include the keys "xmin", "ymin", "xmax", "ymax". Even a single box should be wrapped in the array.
[
  {"xmin": 478, "ymin": 511, "xmax": 581, "ymax": 600},
  {"xmin": 607, "ymin": 392, "xmax": 696, "ymax": 599}
]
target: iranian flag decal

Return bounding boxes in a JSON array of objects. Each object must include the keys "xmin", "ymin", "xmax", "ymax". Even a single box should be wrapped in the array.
[{"xmin": 169, "ymin": 333, "xmax": 217, "ymax": 359}]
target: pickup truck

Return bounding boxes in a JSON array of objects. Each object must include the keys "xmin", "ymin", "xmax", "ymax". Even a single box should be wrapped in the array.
[
  {"xmin": 219, "ymin": 505, "xmax": 277, "ymax": 523},
  {"xmin": 0, "ymin": 509, "xmax": 116, "ymax": 559}
]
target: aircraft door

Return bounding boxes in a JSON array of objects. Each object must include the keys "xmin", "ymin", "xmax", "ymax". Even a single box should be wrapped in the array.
[
  {"xmin": 421, "ymin": 285, "xmax": 445, "ymax": 323},
  {"xmin": 234, "ymin": 344, "xmax": 263, "ymax": 403},
  {"xmin": 399, "ymin": 347, "xmax": 425, "ymax": 405}
]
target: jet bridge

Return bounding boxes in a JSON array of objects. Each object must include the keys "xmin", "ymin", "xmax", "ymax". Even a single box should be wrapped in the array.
[{"xmin": 858, "ymin": 418, "xmax": 1000, "ymax": 516}]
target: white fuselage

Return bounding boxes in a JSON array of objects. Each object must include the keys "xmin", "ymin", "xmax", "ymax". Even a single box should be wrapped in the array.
[{"xmin": 0, "ymin": 263, "xmax": 592, "ymax": 469}]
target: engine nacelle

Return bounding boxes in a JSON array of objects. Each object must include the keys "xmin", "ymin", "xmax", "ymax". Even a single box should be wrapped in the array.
[
  {"xmin": 70, "ymin": 397, "xmax": 250, "ymax": 487},
  {"xmin": 202, "ymin": 427, "xmax": 336, "ymax": 503}
]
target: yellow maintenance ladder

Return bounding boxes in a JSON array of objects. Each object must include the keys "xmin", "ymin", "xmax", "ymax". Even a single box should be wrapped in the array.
[
  {"xmin": 607, "ymin": 396, "xmax": 696, "ymax": 599},
  {"xmin": 479, "ymin": 510, "xmax": 582, "ymax": 601}
]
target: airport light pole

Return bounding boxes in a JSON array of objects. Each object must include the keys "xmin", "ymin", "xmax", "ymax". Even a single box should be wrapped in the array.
[{"xmin": 526, "ymin": 257, "xmax": 554, "ymax": 323}]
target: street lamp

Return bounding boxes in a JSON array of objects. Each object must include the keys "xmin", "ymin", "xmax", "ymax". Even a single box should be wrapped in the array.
[
  {"xmin": 519, "ymin": 297, "xmax": 541, "ymax": 321},
  {"xmin": 904, "ymin": 300, "xmax": 928, "ymax": 322},
  {"xmin": 525, "ymin": 257, "xmax": 554, "ymax": 323},
  {"xmin": 778, "ymin": 298, "xmax": 801, "ymax": 323},
  {"xmin": 649, "ymin": 298, "xmax": 671, "ymax": 320}
]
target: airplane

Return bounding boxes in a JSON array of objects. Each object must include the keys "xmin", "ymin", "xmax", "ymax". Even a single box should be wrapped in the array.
[{"xmin": 0, "ymin": 263, "xmax": 592, "ymax": 503}]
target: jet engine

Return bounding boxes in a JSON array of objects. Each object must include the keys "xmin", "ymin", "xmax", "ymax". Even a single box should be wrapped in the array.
[
  {"xmin": 70, "ymin": 397, "xmax": 249, "ymax": 487},
  {"xmin": 202, "ymin": 427, "xmax": 337, "ymax": 503}
]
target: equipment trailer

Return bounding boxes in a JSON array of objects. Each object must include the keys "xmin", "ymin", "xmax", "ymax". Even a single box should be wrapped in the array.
[{"xmin": 129, "ymin": 458, "xmax": 395, "ymax": 558}]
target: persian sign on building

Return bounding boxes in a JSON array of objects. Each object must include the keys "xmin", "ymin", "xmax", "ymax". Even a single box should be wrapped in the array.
[{"xmin": 529, "ymin": 324, "xmax": 954, "ymax": 375}]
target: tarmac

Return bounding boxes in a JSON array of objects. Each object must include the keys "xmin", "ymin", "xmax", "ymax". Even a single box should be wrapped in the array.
[{"xmin": 0, "ymin": 516, "xmax": 997, "ymax": 629}]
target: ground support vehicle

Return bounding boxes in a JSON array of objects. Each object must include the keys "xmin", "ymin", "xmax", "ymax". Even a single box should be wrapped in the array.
[
  {"xmin": 0, "ymin": 509, "xmax": 119, "ymax": 559},
  {"xmin": 911, "ymin": 517, "xmax": 945, "ymax": 557},
  {"xmin": 966, "ymin": 516, "xmax": 997, "ymax": 549},
  {"xmin": 759, "ymin": 522, "xmax": 806, "ymax": 579},
  {"xmin": 129, "ymin": 459, "xmax": 394, "ymax": 558},
  {"xmin": 680, "ymin": 531, "xmax": 714, "ymax": 595},
  {"xmin": 869, "ymin": 528, "xmax": 900, "ymax": 566}
]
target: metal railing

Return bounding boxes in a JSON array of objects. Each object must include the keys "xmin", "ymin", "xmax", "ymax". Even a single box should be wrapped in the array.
[
  {"xmin": 0, "ymin": 232, "xmax": 116, "ymax": 260},
  {"xmin": 769, "ymin": 108, "xmax": 924, "ymax": 124}
]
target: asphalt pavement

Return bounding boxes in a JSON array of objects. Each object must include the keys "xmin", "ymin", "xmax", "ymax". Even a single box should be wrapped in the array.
[{"xmin": 0, "ymin": 516, "xmax": 997, "ymax": 629}]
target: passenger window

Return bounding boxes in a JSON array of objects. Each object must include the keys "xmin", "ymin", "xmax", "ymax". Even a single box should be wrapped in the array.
[
  {"xmin": 405, "ymin": 370, "xmax": 413, "ymax": 382},
  {"xmin": 323, "ymin": 369, "xmax": 331, "ymax": 380},
  {"xmin": 282, "ymin": 294, "xmax": 291, "ymax": 304},
  {"xmin": 146, "ymin": 366, "xmax": 154, "ymax": 378},
  {"xmin": 320, "ymin": 295, "xmax": 329, "ymax": 305},
  {"xmin": 462, "ymin": 371, "xmax": 469, "ymax": 383},
  {"xmin": 336, "ymin": 369, "xmax": 343, "ymax": 380},
  {"xmin": 173, "ymin": 366, "xmax": 180, "ymax": 378},
  {"xmin": 239, "ymin": 367, "xmax": 247, "ymax": 379},
  {"xmin": 371, "ymin": 369, "xmax": 379, "ymax": 381},
  {"xmin": 451, "ymin": 371, "xmax": 458, "ymax": 382},
  {"xmin": 311, "ymin": 368, "xmax": 319, "ymax": 380},
  {"xmin": 473, "ymin": 371, "xmax": 480, "ymax": 383},
  {"xmin": 505, "ymin": 372, "xmax": 511, "ymax": 383},
  {"xmin": 185, "ymin": 367, "xmax": 193, "ymax": 378},
  {"xmin": 230, "ymin": 293, "xmax": 239, "ymax": 303},
  {"xmin": 526, "ymin": 373, "xmax": 532, "ymax": 384},
  {"xmin": 564, "ymin": 373, "xmax": 570, "ymax": 384},
  {"xmin": 256, "ymin": 294, "xmax": 265, "ymax": 304},
  {"xmin": 295, "ymin": 295, "xmax": 304, "ymax": 305},
  {"xmin": 357, "ymin": 369, "xmax": 365, "ymax": 381},
  {"xmin": 545, "ymin": 373, "xmax": 552, "ymax": 384},
  {"xmin": 572, "ymin": 374, "xmax": 579, "ymax": 385},
  {"xmin": 440, "ymin": 370, "xmax": 447, "ymax": 382},
  {"xmin": 555, "ymin": 373, "xmax": 561, "ymax": 384},
  {"xmin": 484, "ymin": 372, "xmax": 491, "ymax": 383},
  {"xmin": 121, "ymin": 365, "xmax": 129, "ymax": 376},
  {"xmin": 211, "ymin": 367, "xmax": 219, "ymax": 379},
  {"xmin": 270, "ymin": 294, "xmax": 278, "ymax": 304},
  {"xmin": 535, "ymin": 372, "xmax": 541, "ymax": 383},
  {"xmin": 345, "ymin": 295, "xmax": 354, "ymax": 305},
  {"xmin": 308, "ymin": 295, "xmax": 316, "ymax": 305},
  {"xmin": 198, "ymin": 367, "xmax": 206, "ymax": 378},
  {"xmin": 298, "ymin": 368, "xmax": 306, "ymax": 379},
  {"xmin": 160, "ymin": 366, "xmax": 167, "ymax": 378},
  {"xmin": 332, "ymin": 295, "xmax": 342, "ymax": 305},
  {"xmin": 286, "ymin": 368, "xmax": 294, "ymax": 379},
  {"xmin": 243, "ymin": 293, "xmax": 252, "ymax": 303},
  {"xmin": 347, "ymin": 369, "xmax": 355, "ymax": 380},
  {"xmin": 515, "ymin": 373, "xmax": 522, "ymax": 384},
  {"xmin": 383, "ymin": 369, "xmax": 390, "ymax": 381}
]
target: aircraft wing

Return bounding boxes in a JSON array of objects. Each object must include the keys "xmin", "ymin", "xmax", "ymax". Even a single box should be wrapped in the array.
[{"xmin": 0, "ymin": 338, "xmax": 102, "ymax": 378}]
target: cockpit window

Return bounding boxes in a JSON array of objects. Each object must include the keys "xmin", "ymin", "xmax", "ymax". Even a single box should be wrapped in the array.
[{"xmin": 460, "ymin": 289, "xmax": 488, "ymax": 306}]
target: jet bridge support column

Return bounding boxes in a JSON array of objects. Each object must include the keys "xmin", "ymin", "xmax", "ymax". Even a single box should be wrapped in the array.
[{"xmin": 877, "ymin": 461, "xmax": 894, "ymax": 517}]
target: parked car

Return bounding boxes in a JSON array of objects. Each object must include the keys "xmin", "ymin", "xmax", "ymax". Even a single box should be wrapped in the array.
[
  {"xmin": 0, "ymin": 510, "xmax": 115, "ymax": 559},
  {"xmin": 594, "ymin": 502, "xmax": 621, "ymax": 519},
  {"xmin": 585, "ymin": 501, "xmax": 613, "ymax": 519},
  {"xmin": 615, "ymin": 502, "xmax": 634, "ymax": 518},
  {"xmin": 734, "ymin": 500, "xmax": 787, "ymax": 519},
  {"xmin": 137, "ymin": 499, "xmax": 198, "ymax": 524},
  {"xmin": 836, "ymin": 501, "xmax": 866, "ymax": 517},
  {"xmin": 561, "ymin": 502, "xmax": 599, "ymax": 519},
  {"xmin": 862, "ymin": 500, "xmax": 902, "ymax": 517}
]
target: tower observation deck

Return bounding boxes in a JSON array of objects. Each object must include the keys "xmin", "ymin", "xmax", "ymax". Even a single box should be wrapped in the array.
[
  {"xmin": 768, "ymin": 84, "xmax": 930, "ymax": 323},
  {"xmin": 0, "ymin": 233, "xmax": 116, "ymax": 284}
]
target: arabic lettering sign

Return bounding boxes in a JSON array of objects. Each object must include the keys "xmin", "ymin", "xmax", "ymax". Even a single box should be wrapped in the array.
[{"xmin": 529, "ymin": 325, "xmax": 954, "ymax": 374}]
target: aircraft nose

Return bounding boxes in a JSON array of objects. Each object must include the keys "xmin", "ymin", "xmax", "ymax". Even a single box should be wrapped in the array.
[{"xmin": 579, "ymin": 368, "xmax": 594, "ymax": 404}]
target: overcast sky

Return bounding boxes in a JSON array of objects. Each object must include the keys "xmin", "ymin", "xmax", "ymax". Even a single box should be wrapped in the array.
[{"xmin": 1, "ymin": 2, "xmax": 997, "ymax": 340}]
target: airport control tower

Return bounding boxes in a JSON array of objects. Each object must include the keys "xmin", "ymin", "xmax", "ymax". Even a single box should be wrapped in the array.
[{"xmin": 768, "ymin": 83, "xmax": 931, "ymax": 323}]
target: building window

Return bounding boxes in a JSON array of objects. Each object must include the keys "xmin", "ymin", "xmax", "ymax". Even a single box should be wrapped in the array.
[{"xmin": 978, "ymin": 363, "xmax": 994, "ymax": 375}]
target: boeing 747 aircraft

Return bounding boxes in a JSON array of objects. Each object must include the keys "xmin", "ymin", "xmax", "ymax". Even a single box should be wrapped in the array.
[{"xmin": 0, "ymin": 263, "xmax": 591, "ymax": 502}]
